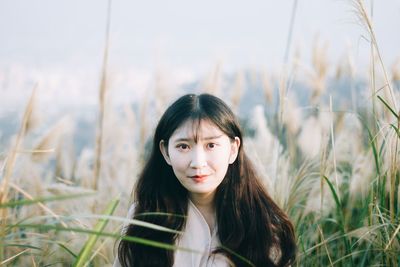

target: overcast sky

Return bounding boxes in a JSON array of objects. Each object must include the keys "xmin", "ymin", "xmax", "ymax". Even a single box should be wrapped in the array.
[{"xmin": 1, "ymin": 0, "xmax": 399, "ymax": 73}]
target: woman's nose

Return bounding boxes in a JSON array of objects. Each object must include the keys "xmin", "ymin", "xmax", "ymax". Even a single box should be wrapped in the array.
[{"xmin": 189, "ymin": 147, "xmax": 207, "ymax": 168}]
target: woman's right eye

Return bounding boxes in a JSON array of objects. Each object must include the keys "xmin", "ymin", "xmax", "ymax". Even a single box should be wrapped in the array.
[{"xmin": 177, "ymin": 144, "xmax": 190, "ymax": 150}]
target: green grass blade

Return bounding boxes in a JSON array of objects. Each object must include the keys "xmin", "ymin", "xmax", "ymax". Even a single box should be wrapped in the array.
[
  {"xmin": 322, "ymin": 176, "xmax": 341, "ymax": 208},
  {"xmin": 1, "ymin": 243, "xmax": 41, "ymax": 250},
  {"xmin": 0, "ymin": 192, "xmax": 95, "ymax": 209},
  {"xmin": 377, "ymin": 95, "xmax": 399, "ymax": 119},
  {"xmin": 73, "ymin": 197, "xmax": 119, "ymax": 267},
  {"xmin": 10, "ymin": 223, "xmax": 199, "ymax": 253},
  {"xmin": 17, "ymin": 214, "xmax": 183, "ymax": 234},
  {"xmin": 390, "ymin": 124, "xmax": 400, "ymax": 138},
  {"xmin": 358, "ymin": 115, "xmax": 381, "ymax": 176},
  {"xmin": 322, "ymin": 175, "xmax": 354, "ymax": 266},
  {"xmin": 57, "ymin": 242, "xmax": 78, "ymax": 259}
]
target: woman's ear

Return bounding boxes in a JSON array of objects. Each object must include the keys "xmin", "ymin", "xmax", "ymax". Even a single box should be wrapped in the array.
[
  {"xmin": 229, "ymin": 137, "xmax": 241, "ymax": 164},
  {"xmin": 159, "ymin": 140, "xmax": 172, "ymax": 165}
]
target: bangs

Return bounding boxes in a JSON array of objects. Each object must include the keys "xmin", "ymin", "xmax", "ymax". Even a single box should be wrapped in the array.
[
  {"xmin": 186, "ymin": 115, "xmax": 231, "ymax": 143},
  {"xmin": 189, "ymin": 114, "xmax": 205, "ymax": 143}
]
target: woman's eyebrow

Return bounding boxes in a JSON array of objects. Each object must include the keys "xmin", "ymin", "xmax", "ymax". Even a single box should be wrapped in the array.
[
  {"xmin": 173, "ymin": 135, "xmax": 223, "ymax": 142},
  {"xmin": 173, "ymin": 138, "xmax": 191, "ymax": 143},
  {"xmin": 202, "ymin": 134, "xmax": 223, "ymax": 140}
]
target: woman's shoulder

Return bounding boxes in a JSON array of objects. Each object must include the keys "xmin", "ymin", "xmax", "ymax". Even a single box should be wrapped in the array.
[
  {"xmin": 126, "ymin": 202, "xmax": 136, "ymax": 218},
  {"xmin": 119, "ymin": 202, "xmax": 136, "ymax": 234}
]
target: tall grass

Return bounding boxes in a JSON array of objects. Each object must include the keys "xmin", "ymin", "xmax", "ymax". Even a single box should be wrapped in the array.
[
  {"xmin": 0, "ymin": 86, "xmax": 37, "ymax": 263},
  {"xmin": 1, "ymin": 0, "xmax": 399, "ymax": 266},
  {"xmin": 93, "ymin": 0, "xmax": 112, "ymax": 191}
]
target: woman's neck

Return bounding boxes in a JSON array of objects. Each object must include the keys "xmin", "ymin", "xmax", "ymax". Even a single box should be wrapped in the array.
[{"xmin": 189, "ymin": 192, "xmax": 216, "ymax": 232}]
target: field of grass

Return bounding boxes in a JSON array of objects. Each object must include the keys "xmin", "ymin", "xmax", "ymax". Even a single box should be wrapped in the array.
[{"xmin": 1, "ymin": 0, "xmax": 399, "ymax": 266}]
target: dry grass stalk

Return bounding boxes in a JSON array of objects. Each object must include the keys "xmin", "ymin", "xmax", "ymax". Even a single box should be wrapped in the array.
[
  {"xmin": 9, "ymin": 182, "xmax": 69, "ymax": 229},
  {"xmin": 388, "ymin": 125, "xmax": 399, "ymax": 223},
  {"xmin": 31, "ymin": 116, "xmax": 71, "ymax": 162},
  {"xmin": 230, "ymin": 70, "xmax": 244, "ymax": 112},
  {"xmin": 153, "ymin": 68, "xmax": 180, "ymax": 120},
  {"xmin": 75, "ymin": 148, "xmax": 94, "ymax": 188},
  {"xmin": 203, "ymin": 61, "xmax": 222, "ymax": 95},
  {"xmin": 0, "ymin": 248, "xmax": 30, "ymax": 266},
  {"xmin": 56, "ymin": 176, "xmax": 75, "ymax": 185},
  {"xmin": 278, "ymin": 67, "xmax": 288, "ymax": 126},
  {"xmin": 93, "ymin": 58, "xmax": 107, "ymax": 190},
  {"xmin": 93, "ymin": 0, "xmax": 112, "ymax": 191},
  {"xmin": 385, "ymin": 220, "xmax": 400, "ymax": 251},
  {"xmin": 329, "ymin": 96, "xmax": 340, "ymax": 200},
  {"xmin": 24, "ymin": 95, "xmax": 41, "ymax": 136},
  {"xmin": 319, "ymin": 137, "xmax": 328, "ymax": 217},
  {"xmin": 55, "ymin": 127, "xmax": 76, "ymax": 181},
  {"xmin": 353, "ymin": 0, "xmax": 399, "ymax": 112},
  {"xmin": 154, "ymin": 70, "xmax": 166, "ymax": 117},
  {"xmin": 335, "ymin": 45, "xmax": 355, "ymax": 80},
  {"xmin": 31, "ymin": 253, "xmax": 37, "ymax": 267},
  {"xmin": 310, "ymin": 36, "xmax": 329, "ymax": 104},
  {"xmin": 139, "ymin": 91, "xmax": 149, "ymax": 157},
  {"xmin": 0, "ymin": 86, "xmax": 37, "ymax": 262},
  {"xmin": 282, "ymin": 92, "xmax": 302, "ymax": 160},
  {"xmin": 283, "ymin": 0, "xmax": 298, "ymax": 65},
  {"xmin": 122, "ymin": 104, "xmax": 138, "ymax": 182},
  {"xmin": 311, "ymin": 109, "xmax": 334, "ymax": 216},
  {"xmin": 54, "ymin": 117, "xmax": 76, "ymax": 179},
  {"xmin": 85, "ymin": 232, "xmax": 116, "ymax": 266},
  {"xmin": 289, "ymin": 45, "xmax": 302, "ymax": 87},
  {"xmin": 261, "ymin": 70, "xmax": 273, "ymax": 104},
  {"xmin": 317, "ymin": 225, "xmax": 334, "ymax": 266},
  {"xmin": 0, "ymin": 86, "xmax": 37, "ymax": 201},
  {"xmin": 369, "ymin": 39, "xmax": 378, "ymax": 118},
  {"xmin": 276, "ymin": 66, "xmax": 289, "ymax": 188}
]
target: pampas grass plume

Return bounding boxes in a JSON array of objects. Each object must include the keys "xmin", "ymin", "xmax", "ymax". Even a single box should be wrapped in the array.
[
  {"xmin": 282, "ymin": 93, "xmax": 302, "ymax": 135},
  {"xmin": 298, "ymin": 116, "xmax": 323, "ymax": 158},
  {"xmin": 349, "ymin": 152, "xmax": 375, "ymax": 199}
]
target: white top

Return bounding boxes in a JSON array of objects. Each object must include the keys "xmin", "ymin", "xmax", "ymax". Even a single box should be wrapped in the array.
[{"xmin": 113, "ymin": 200, "xmax": 230, "ymax": 267}]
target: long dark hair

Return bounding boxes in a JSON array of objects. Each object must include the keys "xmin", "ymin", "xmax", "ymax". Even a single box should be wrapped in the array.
[{"xmin": 118, "ymin": 93, "xmax": 296, "ymax": 266}]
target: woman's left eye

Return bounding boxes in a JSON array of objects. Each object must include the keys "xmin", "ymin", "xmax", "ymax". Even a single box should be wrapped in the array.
[{"xmin": 207, "ymin": 143, "xmax": 216, "ymax": 149}]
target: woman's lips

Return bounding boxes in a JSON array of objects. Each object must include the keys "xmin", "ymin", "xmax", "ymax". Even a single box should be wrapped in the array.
[{"xmin": 189, "ymin": 175, "xmax": 209, "ymax": 183}]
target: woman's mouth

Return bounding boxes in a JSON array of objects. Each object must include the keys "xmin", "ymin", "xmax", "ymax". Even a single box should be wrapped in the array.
[{"xmin": 189, "ymin": 175, "xmax": 208, "ymax": 183}]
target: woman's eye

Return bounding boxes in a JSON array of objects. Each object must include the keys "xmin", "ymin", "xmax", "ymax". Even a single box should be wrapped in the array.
[
  {"xmin": 177, "ymin": 144, "xmax": 189, "ymax": 150},
  {"xmin": 207, "ymin": 143, "xmax": 216, "ymax": 149}
]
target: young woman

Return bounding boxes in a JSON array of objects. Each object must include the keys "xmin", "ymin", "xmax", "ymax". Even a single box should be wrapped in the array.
[{"xmin": 115, "ymin": 94, "xmax": 296, "ymax": 267}]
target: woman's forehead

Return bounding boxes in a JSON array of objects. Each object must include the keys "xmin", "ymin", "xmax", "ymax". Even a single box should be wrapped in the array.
[{"xmin": 170, "ymin": 119, "xmax": 225, "ymax": 141}]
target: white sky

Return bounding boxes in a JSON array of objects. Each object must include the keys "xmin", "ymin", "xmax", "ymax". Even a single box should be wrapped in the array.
[
  {"xmin": 1, "ymin": 0, "xmax": 399, "ymax": 72},
  {"xmin": 0, "ymin": 0, "xmax": 399, "ymax": 117}
]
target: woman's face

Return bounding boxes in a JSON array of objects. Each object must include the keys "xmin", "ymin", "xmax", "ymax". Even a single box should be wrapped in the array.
[{"xmin": 160, "ymin": 119, "xmax": 240, "ymax": 201}]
